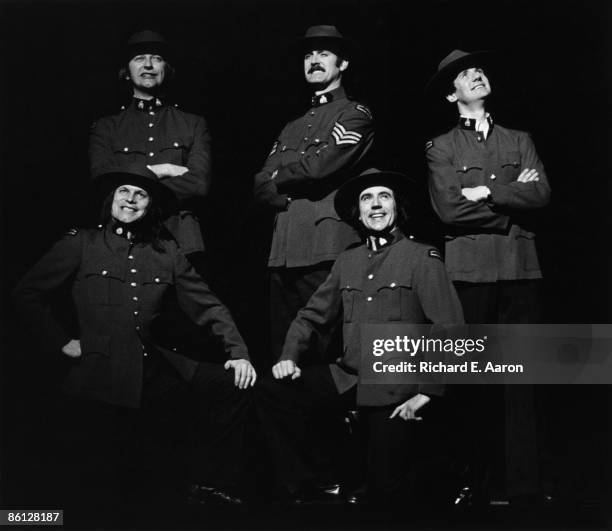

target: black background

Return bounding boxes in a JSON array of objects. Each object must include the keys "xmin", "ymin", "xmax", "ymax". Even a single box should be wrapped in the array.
[{"xmin": 0, "ymin": 0, "xmax": 610, "ymax": 528}]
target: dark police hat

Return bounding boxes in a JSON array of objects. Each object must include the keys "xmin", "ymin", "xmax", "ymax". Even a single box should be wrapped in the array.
[
  {"xmin": 94, "ymin": 163, "xmax": 174, "ymax": 207},
  {"xmin": 334, "ymin": 168, "xmax": 418, "ymax": 223},
  {"xmin": 124, "ymin": 29, "xmax": 170, "ymax": 63},
  {"xmin": 299, "ymin": 25, "xmax": 354, "ymax": 59},
  {"xmin": 425, "ymin": 49, "xmax": 493, "ymax": 97}
]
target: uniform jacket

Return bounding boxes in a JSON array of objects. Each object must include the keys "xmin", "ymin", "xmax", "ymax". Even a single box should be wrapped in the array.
[
  {"xmin": 90, "ymin": 98, "xmax": 212, "ymax": 254},
  {"xmin": 254, "ymin": 87, "xmax": 374, "ymax": 268},
  {"xmin": 427, "ymin": 119, "xmax": 551, "ymax": 283},
  {"xmin": 279, "ymin": 232, "xmax": 464, "ymax": 406},
  {"xmin": 13, "ymin": 226, "xmax": 248, "ymax": 408}
]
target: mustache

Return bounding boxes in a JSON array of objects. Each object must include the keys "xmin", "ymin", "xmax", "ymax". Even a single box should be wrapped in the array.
[{"xmin": 308, "ymin": 65, "xmax": 325, "ymax": 74}]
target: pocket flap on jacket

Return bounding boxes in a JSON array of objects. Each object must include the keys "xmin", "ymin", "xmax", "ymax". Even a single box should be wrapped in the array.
[{"xmin": 80, "ymin": 334, "xmax": 110, "ymax": 357}]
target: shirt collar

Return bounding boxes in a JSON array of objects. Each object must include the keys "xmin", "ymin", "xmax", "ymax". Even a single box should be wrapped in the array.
[
  {"xmin": 458, "ymin": 113, "xmax": 494, "ymax": 131},
  {"xmin": 311, "ymin": 86, "xmax": 346, "ymax": 107}
]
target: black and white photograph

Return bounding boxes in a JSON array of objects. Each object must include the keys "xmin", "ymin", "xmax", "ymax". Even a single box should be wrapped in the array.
[{"xmin": 0, "ymin": 1, "xmax": 610, "ymax": 529}]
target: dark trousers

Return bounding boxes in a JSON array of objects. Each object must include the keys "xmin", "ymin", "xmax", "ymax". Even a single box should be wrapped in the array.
[
  {"xmin": 188, "ymin": 361, "xmax": 254, "ymax": 488},
  {"xmin": 57, "ymin": 357, "xmax": 253, "ymax": 507},
  {"xmin": 269, "ymin": 264, "xmax": 336, "ymax": 362},
  {"xmin": 256, "ymin": 367, "xmax": 424, "ymax": 501},
  {"xmin": 453, "ymin": 280, "xmax": 542, "ymax": 497},
  {"xmin": 269, "ymin": 264, "xmax": 345, "ymax": 484}
]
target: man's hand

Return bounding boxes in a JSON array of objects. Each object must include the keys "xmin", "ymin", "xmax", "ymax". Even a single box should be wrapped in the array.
[
  {"xmin": 224, "ymin": 359, "xmax": 257, "ymax": 389},
  {"xmin": 389, "ymin": 393, "xmax": 431, "ymax": 421},
  {"xmin": 461, "ymin": 186, "xmax": 491, "ymax": 202},
  {"xmin": 271, "ymin": 359, "xmax": 301, "ymax": 380},
  {"xmin": 147, "ymin": 163, "xmax": 189, "ymax": 179},
  {"xmin": 516, "ymin": 168, "xmax": 540, "ymax": 183},
  {"xmin": 62, "ymin": 339, "xmax": 82, "ymax": 358}
]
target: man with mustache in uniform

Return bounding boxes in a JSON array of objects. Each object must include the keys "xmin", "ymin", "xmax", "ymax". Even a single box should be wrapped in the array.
[
  {"xmin": 253, "ymin": 24, "xmax": 375, "ymax": 499},
  {"xmin": 254, "ymin": 25, "xmax": 374, "ymax": 364}
]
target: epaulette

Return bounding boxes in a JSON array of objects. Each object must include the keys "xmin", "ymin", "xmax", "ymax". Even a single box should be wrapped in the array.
[
  {"xmin": 427, "ymin": 248, "xmax": 443, "ymax": 261},
  {"xmin": 425, "ymin": 140, "xmax": 434, "ymax": 151},
  {"xmin": 355, "ymin": 103, "xmax": 373, "ymax": 120},
  {"xmin": 346, "ymin": 241, "xmax": 363, "ymax": 251}
]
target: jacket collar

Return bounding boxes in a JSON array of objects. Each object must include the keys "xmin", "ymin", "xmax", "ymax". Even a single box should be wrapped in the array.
[
  {"xmin": 366, "ymin": 227, "xmax": 404, "ymax": 251},
  {"xmin": 106, "ymin": 220, "xmax": 140, "ymax": 242},
  {"xmin": 458, "ymin": 113, "xmax": 494, "ymax": 131},
  {"xmin": 133, "ymin": 96, "xmax": 164, "ymax": 112},
  {"xmin": 311, "ymin": 86, "xmax": 346, "ymax": 107}
]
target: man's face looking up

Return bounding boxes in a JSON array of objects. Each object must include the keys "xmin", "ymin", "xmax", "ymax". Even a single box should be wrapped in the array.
[{"xmin": 447, "ymin": 67, "xmax": 491, "ymax": 105}]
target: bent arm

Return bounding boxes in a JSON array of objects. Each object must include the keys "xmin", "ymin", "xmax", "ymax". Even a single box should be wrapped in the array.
[
  {"xmin": 274, "ymin": 106, "xmax": 374, "ymax": 196},
  {"xmin": 174, "ymin": 251, "xmax": 249, "ymax": 361},
  {"xmin": 427, "ymin": 143, "xmax": 510, "ymax": 230},
  {"xmin": 488, "ymin": 132, "xmax": 551, "ymax": 209},
  {"xmin": 253, "ymin": 139, "xmax": 290, "ymax": 210},
  {"xmin": 412, "ymin": 249, "xmax": 465, "ymax": 396},
  {"xmin": 89, "ymin": 119, "xmax": 115, "ymax": 178},
  {"xmin": 13, "ymin": 233, "xmax": 83, "ymax": 352},
  {"xmin": 157, "ymin": 116, "xmax": 212, "ymax": 201},
  {"xmin": 279, "ymin": 262, "xmax": 343, "ymax": 364}
]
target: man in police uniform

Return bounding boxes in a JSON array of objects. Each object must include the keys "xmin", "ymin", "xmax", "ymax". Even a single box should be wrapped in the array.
[
  {"xmin": 257, "ymin": 168, "xmax": 463, "ymax": 505},
  {"xmin": 254, "ymin": 25, "xmax": 375, "ymax": 361},
  {"xmin": 425, "ymin": 50, "xmax": 551, "ymax": 504},
  {"xmin": 90, "ymin": 30, "xmax": 211, "ymax": 259},
  {"xmin": 13, "ymin": 164, "xmax": 254, "ymax": 505}
]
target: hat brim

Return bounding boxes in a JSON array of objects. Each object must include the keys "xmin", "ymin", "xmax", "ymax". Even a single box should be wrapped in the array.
[
  {"xmin": 298, "ymin": 36, "xmax": 355, "ymax": 59},
  {"xmin": 124, "ymin": 42, "xmax": 172, "ymax": 64},
  {"xmin": 425, "ymin": 50, "xmax": 494, "ymax": 97},
  {"xmin": 334, "ymin": 171, "xmax": 418, "ymax": 223},
  {"xmin": 94, "ymin": 170, "xmax": 175, "ymax": 208}
]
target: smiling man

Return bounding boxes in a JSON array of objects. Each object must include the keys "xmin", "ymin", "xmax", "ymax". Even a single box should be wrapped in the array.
[
  {"xmin": 425, "ymin": 49, "xmax": 550, "ymax": 317},
  {"xmin": 425, "ymin": 50, "xmax": 552, "ymax": 505},
  {"xmin": 254, "ymin": 25, "xmax": 375, "ymax": 364},
  {"xmin": 257, "ymin": 168, "xmax": 463, "ymax": 505},
  {"xmin": 13, "ymin": 164, "xmax": 255, "ymax": 506},
  {"xmin": 90, "ymin": 30, "xmax": 211, "ymax": 260},
  {"xmin": 111, "ymin": 184, "xmax": 151, "ymax": 224}
]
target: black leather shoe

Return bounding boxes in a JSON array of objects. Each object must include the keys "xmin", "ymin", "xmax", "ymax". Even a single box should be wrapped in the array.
[
  {"xmin": 186, "ymin": 484, "xmax": 243, "ymax": 506},
  {"xmin": 453, "ymin": 484, "xmax": 491, "ymax": 508},
  {"xmin": 344, "ymin": 486, "xmax": 368, "ymax": 506},
  {"xmin": 509, "ymin": 492, "xmax": 556, "ymax": 508},
  {"xmin": 291, "ymin": 483, "xmax": 342, "ymax": 506},
  {"xmin": 453, "ymin": 485, "xmax": 473, "ymax": 507}
]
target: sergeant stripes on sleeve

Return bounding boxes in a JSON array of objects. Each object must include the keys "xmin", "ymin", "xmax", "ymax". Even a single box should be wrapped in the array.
[{"xmin": 332, "ymin": 122, "xmax": 363, "ymax": 146}]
